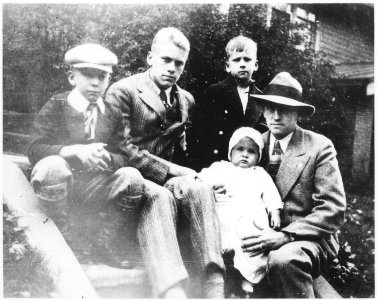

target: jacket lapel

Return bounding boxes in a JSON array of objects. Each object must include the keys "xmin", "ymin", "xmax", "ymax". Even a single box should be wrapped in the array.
[
  {"xmin": 222, "ymin": 76, "xmax": 244, "ymax": 114},
  {"xmin": 276, "ymin": 126, "xmax": 309, "ymax": 200},
  {"xmin": 175, "ymin": 85, "xmax": 188, "ymax": 124},
  {"xmin": 136, "ymin": 71, "xmax": 165, "ymax": 120}
]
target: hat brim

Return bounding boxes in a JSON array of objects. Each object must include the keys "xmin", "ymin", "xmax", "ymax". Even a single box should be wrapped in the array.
[
  {"xmin": 72, "ymin": 63, "xmax": 113, "ymax": 73},
  {"xmin": 251, "ymin": 94, "xmax": 315, "ymax": 117}
]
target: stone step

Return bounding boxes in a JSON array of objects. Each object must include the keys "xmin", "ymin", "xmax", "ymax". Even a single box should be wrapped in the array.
[
  {"xmin": 3, "ymin": 132, "xmax": 32, "ymax": 156},
  {"xmin": 82, "ymin": 263, "xmax": 152, "ymax": 298},
  {"xmin": 3, "ymin": 153, "xmax": 31, "ymax": 171}
]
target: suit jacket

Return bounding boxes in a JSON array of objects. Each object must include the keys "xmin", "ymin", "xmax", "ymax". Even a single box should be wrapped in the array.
[
  {"xmin": 28, "ymin": 91, "xmax": 127, "ymax": 170},
  {"xmin": 106, "ymin": 70, "xmax": 195, "ymax": 185},
  {"xmin": 262, "ymin": 126, "xmax": 346, "ymax": 256},
  {"xmin": 189, "ymin": 75, "xmax": 265, "ymax": 170}
]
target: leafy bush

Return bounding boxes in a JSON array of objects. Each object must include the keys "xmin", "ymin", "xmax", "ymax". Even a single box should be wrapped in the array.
[
  {"xmin": 3, "ymin": 203, "xmax": 54, "ymax": 297},
  {"xmin": 324, "ymin": 183, "xmax": 374, "ymax": 298}
]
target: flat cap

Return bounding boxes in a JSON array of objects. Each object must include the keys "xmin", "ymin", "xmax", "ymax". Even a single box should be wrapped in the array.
[{"xmin": 65, "ymin": 43, "xmax": 118, "ymax": 73}]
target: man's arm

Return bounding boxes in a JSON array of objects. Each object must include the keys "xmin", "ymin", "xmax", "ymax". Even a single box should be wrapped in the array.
[
  {"xmin": 281, "ymin": 137, "xmax": 346, "ymax": 238},
  {"xmin": 241, "ymin": 136, "xmax": 346, "ymax": 255},
  {"xmin": 106, "ymin": 79, "xmax": 195, "ymax": 184}
]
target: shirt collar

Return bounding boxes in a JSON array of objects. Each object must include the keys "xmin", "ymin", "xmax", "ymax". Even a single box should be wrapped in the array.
[
  {"xmin": 269, "ymin": 131, "xmax": 294, "ymax": 155},
  {"xmin": 149, "ymin": 71, "xmax": 173, "ymax": 99},
  {"xmin": 237, "ymin": 85, "xmax": 250, "ymax": 94},
  {"xmin": 67, "ymin": 88, "xmax": 105, "ymax": 114}
]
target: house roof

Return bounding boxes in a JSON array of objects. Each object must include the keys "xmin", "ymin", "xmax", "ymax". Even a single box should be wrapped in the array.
[{"xmin": 335, "ymin": 63, "xmax": 374, "ymax": 80}]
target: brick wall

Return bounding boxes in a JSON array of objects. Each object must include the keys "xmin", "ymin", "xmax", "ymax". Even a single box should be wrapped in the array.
[
  {"xmin": 317, "ymin": 16, "xmax": 373, "ymax": 64},
  {"xmin": 351, "ymin": 95, "xmax": 374, "ymax": 183}
]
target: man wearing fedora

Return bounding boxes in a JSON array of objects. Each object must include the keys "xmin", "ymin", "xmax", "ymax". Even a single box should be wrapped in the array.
[{"xmin": 241, "ymin": 72, "xmax": 346, "ymax": 297}]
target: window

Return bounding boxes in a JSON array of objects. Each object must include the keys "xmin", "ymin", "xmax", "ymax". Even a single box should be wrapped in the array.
[{"xmin": 291, "ymin": 5, "xmax": 318, "ymax": 51}]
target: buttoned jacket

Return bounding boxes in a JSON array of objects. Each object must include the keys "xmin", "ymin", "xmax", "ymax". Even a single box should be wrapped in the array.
[
  {"xmin": 262, "ymin": 126, "xmax": 346, "ymax": 256},
  {"xmin": 190, "ymin": 75, "xmax": 264, "ymax": 170},
  {"xmin": 28, "ymin": 91, "xmax": 127, "ymax": 170},
  {"xmin": 106, "ymin": 70, "xmax": 195, "ymax": 185}
]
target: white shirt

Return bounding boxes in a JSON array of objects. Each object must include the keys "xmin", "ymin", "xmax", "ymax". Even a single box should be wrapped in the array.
[
  {"xmin": 149, "ymin": 73, "xmax": 173, "ymax": 105},
  {"xmin": 237, "ymin": 85, "xmax": 249, "ymax": 114},
  {"xmin": 67, "ymin": 88, "xmax": 105, "ymax": 114},
  {"xmin": 268, "ymin": 131, "xmax": 294, "ymax": 157}
]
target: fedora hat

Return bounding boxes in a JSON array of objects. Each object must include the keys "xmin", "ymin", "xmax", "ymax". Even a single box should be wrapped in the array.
[{"xmin": 251, "ymin": 72, "xmax": 315, "ymax": 117}]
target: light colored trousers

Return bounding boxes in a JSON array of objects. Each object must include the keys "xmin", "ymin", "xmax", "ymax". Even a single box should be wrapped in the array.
[{"xmin": 30, "ymin": 155, "xmax": 224, "ymax": 296}]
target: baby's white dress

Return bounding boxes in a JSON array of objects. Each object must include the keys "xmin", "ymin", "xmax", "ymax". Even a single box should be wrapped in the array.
[{"xmin": 199, "ymin": 161, "xmax": 283, "ymax": 284}]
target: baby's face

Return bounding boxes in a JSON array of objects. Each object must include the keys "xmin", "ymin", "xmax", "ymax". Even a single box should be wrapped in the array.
[{"xmin": 230, "ymin": 137, "xmax": 259, "ymax": 168}]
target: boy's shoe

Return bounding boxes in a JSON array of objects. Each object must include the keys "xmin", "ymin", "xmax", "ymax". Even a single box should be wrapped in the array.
[{"xmin": 222, "ymin": 248, "xmax": 235, "ymax": 267}]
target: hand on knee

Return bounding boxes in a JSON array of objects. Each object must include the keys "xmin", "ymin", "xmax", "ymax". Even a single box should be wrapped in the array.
[{"xmin": 115, "ymin": 167, "xmax": 146, "ymax": 210}]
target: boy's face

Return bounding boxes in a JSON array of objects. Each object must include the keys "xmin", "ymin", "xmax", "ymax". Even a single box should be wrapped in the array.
[
  {"xmin": 68, "ymin": 68, "xmax": 110, "ymax": 102},
  {"xmin": 263, "ymin": 104, "xmax": 299, "ymax": 139},
  {"xmin": 226, "ymin": 47, "xmax": 258, "ymax": 85},
  {"xmin": 147, "ymin": 41, "xmax": 188, "ymax": 90},
  {"xmin": 230, "ymin": 137, "xmax": 259, "ymax": 168}
]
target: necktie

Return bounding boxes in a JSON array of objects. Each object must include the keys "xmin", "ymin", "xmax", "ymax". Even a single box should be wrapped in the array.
[
  {"xmin": 84, "ymin": 102, "xmax": 98, "ymax": 140},
  {"xmin": 268, "ymin": 140, "xmax": 283, "ymax": 181},
  {"xmin": 159, "ymin": 90, "xmax": 171, "ymax": 109}
]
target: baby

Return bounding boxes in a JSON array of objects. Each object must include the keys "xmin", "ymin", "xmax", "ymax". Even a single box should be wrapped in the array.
[{"xmin": 198, "ymin": 127, "xmax": 283, "ymax": 293}]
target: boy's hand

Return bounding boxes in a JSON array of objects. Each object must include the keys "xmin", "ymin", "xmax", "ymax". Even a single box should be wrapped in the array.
[
  {"xmin": 59, "ymin": 143, "xmax": 111, "ymax": 171},
  {"xmin": 269, "ymin": 210, "xmax": 281, "ymax": 229}
]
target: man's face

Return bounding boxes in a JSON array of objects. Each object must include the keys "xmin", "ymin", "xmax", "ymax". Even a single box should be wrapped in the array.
[
  {"xmin": 263, "ymin": 104, "xmax": 299, "ymax": 139},
  {"xmin": 147, "ymin": 41, "xmax": 188, "ymax": 90},
  {"xmin": 68, "ymin": 68, "xmax": 110, "ymax": 102},
  {"xmin": 226, "ymin": 47, "xmax": 258, "ymax": 84},
  {"xmin": 230, "ymin": 137, "xmax": 260, "ymax": 168}
]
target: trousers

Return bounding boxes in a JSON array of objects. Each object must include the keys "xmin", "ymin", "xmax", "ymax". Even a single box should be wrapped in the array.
[
  {"xmin": 139, "ymin": 175, "xmax": 224, "ymax": 296},
  {"xmin": 266, "ymin": 240, "xmax": 330, "ymax": 298},
  {"xmin": 30, "ymin": 156, "xmax": 224, "ymax": 296}
]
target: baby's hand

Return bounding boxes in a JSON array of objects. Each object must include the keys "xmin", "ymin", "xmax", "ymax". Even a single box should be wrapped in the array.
[
  {"xmin": 269, "ymin": 210, "xmax": 281, "ymax": 230},
  {"xmin": 213, "ymin": 183, "xmax": 226, "ymax": 195}
]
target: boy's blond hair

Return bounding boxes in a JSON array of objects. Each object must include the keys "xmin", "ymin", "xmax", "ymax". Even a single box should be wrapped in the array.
[
  {"xmin": 225, "ymin": 35, "xmax": 257, "ymax": 59},
  {"xmin": 151, "ymin": 27, "xmax": 190, "ymax": 54}
]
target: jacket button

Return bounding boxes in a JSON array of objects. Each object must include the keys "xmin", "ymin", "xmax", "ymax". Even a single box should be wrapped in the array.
[{"xmin": 213, "ymin": 149, "xmax": 218, "ymax": 154}]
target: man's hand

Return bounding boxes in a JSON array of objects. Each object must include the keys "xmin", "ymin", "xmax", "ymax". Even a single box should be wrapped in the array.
[
  {"xmin": 241, "ymin": 227, "xmax": 290, "ymax": 257},
  {"xmin": 59, "ymin": 143, "xmax": 111, "ymax": 171},
  {"xmin": 168, "ymin": 164, "xmax": 197, "ymax": 177}
]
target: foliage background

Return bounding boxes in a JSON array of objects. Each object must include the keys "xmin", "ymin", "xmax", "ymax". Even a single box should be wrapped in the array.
[{"xmin": 3, "ymin": 3, "xmax": 374, "ymax": 298}]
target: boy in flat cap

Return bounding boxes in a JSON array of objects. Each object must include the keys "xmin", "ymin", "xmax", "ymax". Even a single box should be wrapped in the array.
[
  {"xmin": 28, "ymin": 43, "xmax": 146, "ymax": 245},
  {"xmin": 240, "ymin": 72, "xmax": 346, "ymax": 297}
]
